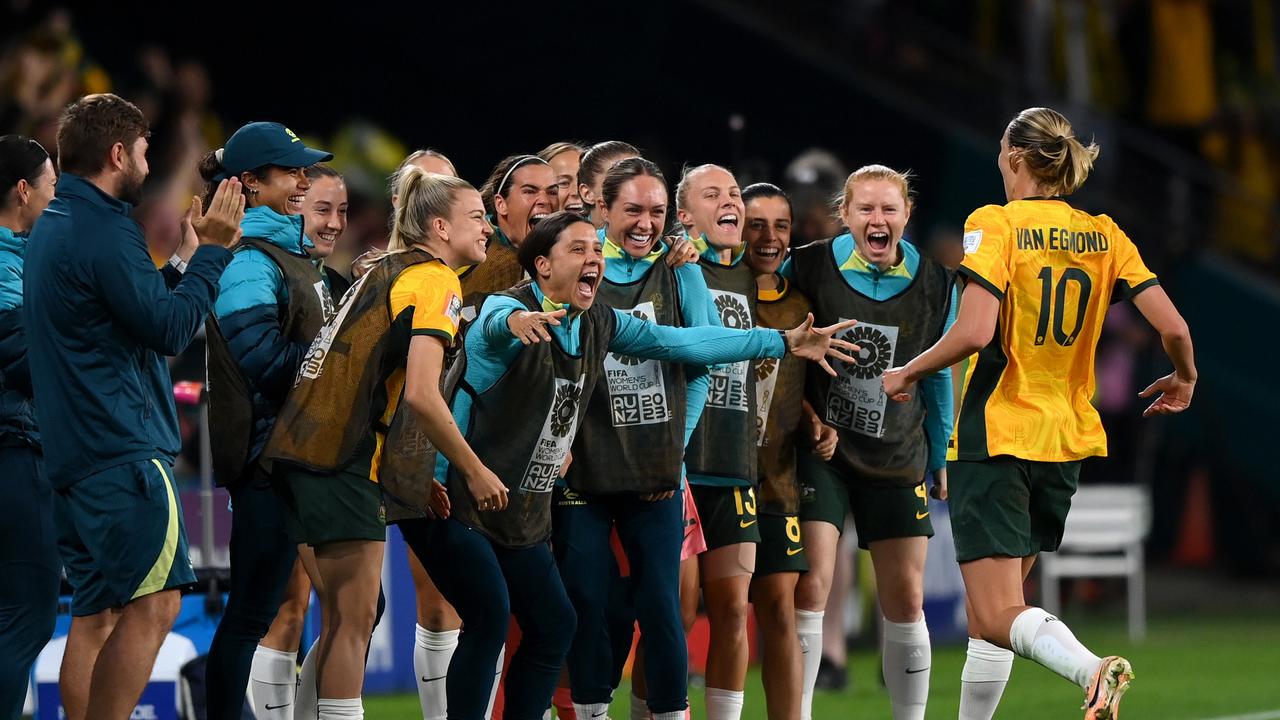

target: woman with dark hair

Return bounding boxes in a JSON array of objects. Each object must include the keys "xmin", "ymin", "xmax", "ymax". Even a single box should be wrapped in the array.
[
  {"xmin": 553, "ymin": 157, "xmax": 718, "ymax": 719},
  {"xmin": 265, "ymin": 168, "xmax": 503, "ymax": 719},
  {"xmin": 0, "ymin": 134, "xmax": 58, "ymax": 718},
  {"xmin": 577, "ymin": 140, "xmax": 639, "ymax": 228},
  {"xmin": 418, "ymin": 210, "xmax": 857, "ymax": 720},
  {"xmin": 198, "ymin": 121, "xmax": 339, "ymax": 720}
]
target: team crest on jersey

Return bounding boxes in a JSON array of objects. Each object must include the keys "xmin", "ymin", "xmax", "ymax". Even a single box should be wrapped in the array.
[
  {"xmin": 521, "ymin": 375, "xmax": 587, "ymax": 493},
  {"xmin": 963, "ymin": 229, "xmax": 983, "ymax": 254}
]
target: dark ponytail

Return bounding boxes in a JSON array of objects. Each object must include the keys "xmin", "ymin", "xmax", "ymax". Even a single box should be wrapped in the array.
[{"xmin": 0, "ymin": 135, "xmax": 51, "ymax": 209}]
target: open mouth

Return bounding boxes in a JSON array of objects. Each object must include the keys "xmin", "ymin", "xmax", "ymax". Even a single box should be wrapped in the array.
[
  {"xmin": 565, "ymin": 201, "xmax": 585, "ymax": 214},
  {"xmin": 577, "ymin": 268, "xmax": 600, "ymax": 300},
  {"xmin": 624, "ymin": 232, "xmax": 653, "ymax": 252},
  {"xmin": 752, "ymin": 244, "xmax": 782, "ymax": 261},
  {"xmin": 716, "ymin": 213, "xmax": 739, "ymax": 232},
  {"xmin": 528, "ymin": 213, "xmax": 549, "ymax": 227},
  {"xmin": 868, "ymin": 231, "xmax": 890, "ymax": 252},
  {"xmin": 315, "ymin": 231, "xmax": 338, "ymax": 245},
  {"xmin": 287, "ymin": 194, "xmax": 306, "ymax": 213}
]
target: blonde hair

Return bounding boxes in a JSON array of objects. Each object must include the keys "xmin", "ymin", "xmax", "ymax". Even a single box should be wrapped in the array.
[
  {"xmin": 388, "ymin": 149, "xmax": 456, "ymax": 197},
  {"xmin": 836, "ymin": 164, "xmax": 914, "ymax": 216},
  {"xmin": 360, "ymin": 167, "xmax": 474, "ymax": 272},
  {"xmin": 675, "ymin": 163, "xmax": 733, "ymax": 211},
  {"xmin": 1005, "ymin": 107, "xmax": 1099, "ymax": 196}
]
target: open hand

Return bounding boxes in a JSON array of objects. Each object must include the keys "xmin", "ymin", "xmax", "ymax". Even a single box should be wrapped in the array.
[
  {"xmin": 1138, "ymin": 372, "xmax": 1194, "ymax": 417},
  {"xmin": 508, "ymin": 308, "xmax": 567, "ymax": 345},
  {"xmin": 784, "ymin": 314, "xmax": 859, "ymax": 377},
  {"xmin": 190, "ymin": 179, "xmax": 245, "ymax": 248}
]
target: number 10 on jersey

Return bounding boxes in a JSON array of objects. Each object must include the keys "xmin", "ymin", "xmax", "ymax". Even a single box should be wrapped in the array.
[{"xmin": 1034, "ymin": 266, "xmax": 1093, "ymax": 347}]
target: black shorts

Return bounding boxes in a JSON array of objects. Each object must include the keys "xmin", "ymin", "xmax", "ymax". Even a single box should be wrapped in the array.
[
  {"xmin": 755, "ymin": 514, "xmax": 807, "ymax": 576},
  {"xmin": 278, "ymin": 465, "xmax": 386, "ymax": 546},
  {"xmin": 689, "ymin": 484, "xmax": 760, "ymax": 551}
]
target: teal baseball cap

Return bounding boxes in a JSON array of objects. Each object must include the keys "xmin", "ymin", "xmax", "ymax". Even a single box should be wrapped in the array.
[{"xmin": 216, "ymin": 122, "xmax": 333, "ymax": 179}]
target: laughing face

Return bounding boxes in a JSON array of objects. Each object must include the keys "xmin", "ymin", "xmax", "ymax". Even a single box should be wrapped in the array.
[
  {"xmin": 678, "ymin": 166, "xmax": 743, "ymax": 253},
  {"xmin": 841, "ymin": 178, "xmax": 910, "ymax": 270},
  {"xmin": 248, "ymin": 166, "xmax": 311, "ymax": 215},
  {"xmin": 494, "ymin": 162, "xmax": 559, "ymax": 247},
  {"xmin": 536, "ymin": 220, "xmax": 604, "ymax": 311},
  {"xmin": 441, "ymin": 188, "xmax": 492, "ymax": 268},
  {"xmin": 602, "ymin": 175, "xmax": 667, "ymax": 259},
  {"xmin": 743, "ymin": 194, "xmax": 792, "ymax": 276},
  {"xmin": 547, "ymin": 149, "xmax": 584, "ymax": 215},
  {"xmin": 302, "ymin": 175, "xmax": 348, "ymax": 258}
]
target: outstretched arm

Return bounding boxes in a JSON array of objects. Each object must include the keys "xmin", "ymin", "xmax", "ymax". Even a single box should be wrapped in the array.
[{"xmin": 1131, "ymin": 285, "xmax": 1196, "ymax": 416}]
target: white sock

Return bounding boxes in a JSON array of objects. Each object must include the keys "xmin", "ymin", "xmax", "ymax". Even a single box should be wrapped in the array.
[
  {"xmin": 882, "ymin": 618, "xmax": 930, "ymax": 720},
  {"xmin": 652, "ymin": 714, "xmax": 683, "ymax": 720},
  {"xmin": 1008, "ymin": 607, "xmax": 1102, "ymax": 689},
  {"xmin": 705, "ymin": 688, "xmax": 744, "ymax": 720},
  {"xmin": 959, "ymin": 638, "xmax": 1014, "ymax": 720},
  {"xmin": 484, "ymin": 644, "xmax": 505, "ymax": 720},
  {"xmin": 795, "ymin": 609, "xmax": 824, "ymax": 720},
  {"xmin": 249, "ymin": 646, "xmax": 298, "ymax": 719},
  {"xmin": 574, "ymin": 702, "xmax": 610, "ymax": 719},
  {"xmin": 629, "ymin": 693, "xmax": 650, "ymax": 720},
  {"xmin": 317, "ymin": 697, "xmax": 363, "ymax": 720},
  {"xmin": 414, "ymin": 625, "xmax": 458, "ymax": 720},
  {"xmin": 296, "ymin": 639, "xmax": 319, "ymax": 719}
]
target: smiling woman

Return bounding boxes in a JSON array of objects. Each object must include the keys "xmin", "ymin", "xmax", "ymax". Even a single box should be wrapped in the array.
[{"xmin": 419, "ymin": 209, "xmax": 859, "ymax": 720}]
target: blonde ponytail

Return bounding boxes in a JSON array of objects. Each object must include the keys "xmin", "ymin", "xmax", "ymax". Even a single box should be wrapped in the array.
[{"xmin": 1005, "ymin": 107, "xmax": 1100, "ymax": 196}]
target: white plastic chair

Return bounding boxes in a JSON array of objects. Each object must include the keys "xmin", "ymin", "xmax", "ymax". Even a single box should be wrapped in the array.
[{"xmin": 1039, "ymin": 485, "xmax": 1151, "ymax": 641}]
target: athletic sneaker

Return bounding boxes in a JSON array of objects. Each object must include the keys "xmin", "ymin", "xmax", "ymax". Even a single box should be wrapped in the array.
[
  {"xmin": 814, "ymin": 655, "xmax": 849, "ymax": 691},
  {"xmin": 1083, "ymin": 656, "xmax": 1134, "ymax": 720}
]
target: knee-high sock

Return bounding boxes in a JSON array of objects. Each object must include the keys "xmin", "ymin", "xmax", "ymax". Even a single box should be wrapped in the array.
[
  {"xmin": 317, "ymin": 697, "xmax": 362, "ymax": 720},
  {"xmin": 882, "ymin": 618, "xmax": 930, "ymax": 720},
  {"xmin": 414, "ymin": 625, "xmax": 458, "ymax": 720},
  {"xmin": 1008, "ymin": 608, "xmax": 1101, "ymax": 689},
  {"xmin": 704, "ymin": 688, "xmax": 744, "ymax": 720},
  {"xmin": 295, "ymin": 639, "xmax": 319, "ymax": 719},
  {"xmin": 248, "ymin": 646, "xmax": 297, "ymax": 719},
  {"xmin": 795, "ymin": 609, "xmax": 824, "ymax": 720},
  {"xmin": 959, "ymin": 638, "xmax": 1013, "ymax": 720},
  {"xmin": 629, "ymin": 692, "xmax": 649, "ymax": 720}
]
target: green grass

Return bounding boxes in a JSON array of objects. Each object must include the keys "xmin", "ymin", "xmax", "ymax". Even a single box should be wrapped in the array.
[{"xmin": 366, "ymin": 612, "xmax": 1280, "ymax": 718}]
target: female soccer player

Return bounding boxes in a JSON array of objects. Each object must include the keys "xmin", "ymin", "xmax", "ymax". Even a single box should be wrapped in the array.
[
  {"xmin": 265, "ymin": 168, "xmax": 503, "ymax": 720},
  {"xmin": 539, "ymin": 141, "xmax": 586, "ymax": 215},
  {"xmin": 882, "ymin": 107, "xmax": 1196, "ymax": 720},
  {"xmin": 788, "ymin": 165, "xmax": 957, "ymax": 720},
  {"xmin": 419, "ymin": 210, "xmax": 857, "ymax": 720},
  {"xmin": 577, "ymin": 141, "xmax": 640, "ymax": 228},
  {"xmin": 740, "ymin": 182, "xmax": 813, "ymax": 720},
  {"xmin": 197, "ymin": 121, "xmax": 336, "ymax": 720},
  {"xmin": 553, "ymin": 157, "xmax": 717, "ymax": 719},
  {"xmin": 674, "ymin": 163, "xmax": 760, "ymax": 720},
  {"xmin": 248, "ymin": 163, "xmax": 351, "ymax": 718},
  {"xmin": 478, "ymin": 153, "xmax": 560, "ymax": 249},
  {"xmin": 0, "ymin": 135, "xmax": 58, "ymax": 718}
]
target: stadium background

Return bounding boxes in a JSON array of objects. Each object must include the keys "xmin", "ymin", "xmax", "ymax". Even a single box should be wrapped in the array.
[{"xmin": 4, "ymin": 1, "xmax": 1279, "ymax": 717}]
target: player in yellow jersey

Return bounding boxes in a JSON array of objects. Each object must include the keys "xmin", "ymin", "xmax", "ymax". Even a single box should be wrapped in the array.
[{"xmin": 882, "ymin": 107, "xmax": 1197, "ymax": 720}]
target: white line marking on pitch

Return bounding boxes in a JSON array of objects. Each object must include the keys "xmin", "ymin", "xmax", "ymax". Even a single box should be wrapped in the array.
[{"xmin": 1199, "ymin": 711, "xmax": 1280, "ymax": 720}]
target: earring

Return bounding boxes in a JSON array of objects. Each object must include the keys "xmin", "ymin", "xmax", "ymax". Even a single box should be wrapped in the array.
[{"xmin": 249, "ymin": 188, "xmax": 260, "ymax": 195}]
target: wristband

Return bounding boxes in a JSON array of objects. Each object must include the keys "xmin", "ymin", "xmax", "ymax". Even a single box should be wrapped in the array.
[
  {"xmin": 167, "ymin": 253, "xmax": 188, "ymax": 274},
  {"xmin": 778, "ymin": 329, "xmax": 789, "ymax": 353}
]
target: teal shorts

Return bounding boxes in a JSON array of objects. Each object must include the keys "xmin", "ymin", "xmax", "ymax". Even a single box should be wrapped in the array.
[{"xmin": 54, "ymin": 458, "xmax": 196, "ymax": 616}]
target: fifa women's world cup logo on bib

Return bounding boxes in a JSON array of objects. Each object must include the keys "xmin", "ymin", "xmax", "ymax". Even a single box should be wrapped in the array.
[
  {"xmin": 826, "ymin": 320, "xmax": 898, "ymax": 438},
  {"xmin": 754, "ymin": 357, "xmax": 780, "ymax": 447},
  {"xmin": 297, "ymin": 272, "xmax": 371, "ymax": 383},
  {"xmin": 521, "ymin": 375, "xmax": 586, "ymax": 493},
  {"xmin": 605, "ymin": 302, "xmax": 671, "ymax": 427},
  {"xmin": 708, "ymin": 290, "xmax": 753, "ymax": 412}
]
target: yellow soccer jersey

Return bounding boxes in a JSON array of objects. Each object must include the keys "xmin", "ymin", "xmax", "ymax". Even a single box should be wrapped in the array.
[
  {"xmin": 369, "ymin": 260, "xmax": 463, "ymax": 482},
  {"xmin": 950, "ymin": 199, "xmax": 1158, "ymax": 462}
]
